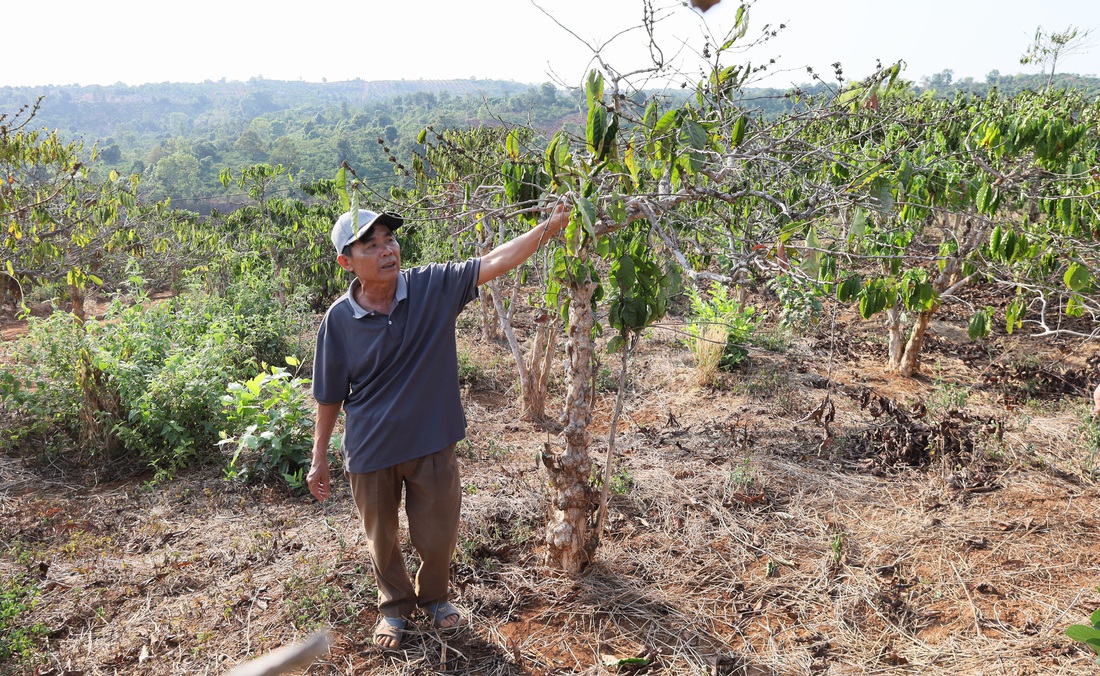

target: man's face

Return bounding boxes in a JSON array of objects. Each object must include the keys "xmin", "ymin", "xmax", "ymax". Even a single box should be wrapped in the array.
[{"xmin": 338, "ymin": 224, "xmax": 401, "ymax": 284}]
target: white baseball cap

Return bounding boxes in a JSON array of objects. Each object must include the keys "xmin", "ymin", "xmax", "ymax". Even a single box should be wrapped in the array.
[{"xmin": 331, "ymin": 209, "xmax": 404, "ymax": 254}]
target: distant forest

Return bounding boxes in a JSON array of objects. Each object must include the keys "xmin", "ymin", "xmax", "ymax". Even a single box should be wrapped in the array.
[{"xmin": 2, "ymin": 71, "xmax": 1097, "ymax": 214}]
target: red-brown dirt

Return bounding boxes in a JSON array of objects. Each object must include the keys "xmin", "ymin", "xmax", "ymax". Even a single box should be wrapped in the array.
[{"xmin": 2, "ymin": 299, "xmax": 1099, "ymax": 675}]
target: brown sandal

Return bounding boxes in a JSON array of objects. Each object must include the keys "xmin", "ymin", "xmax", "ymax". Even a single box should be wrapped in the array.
[
  {"xmin": 373, "ymin": 615, "xmax": 406, "ymax": 650},
  {"xmin": 426, "ymin": 601, "xmax": 465, "ymax": 630}
]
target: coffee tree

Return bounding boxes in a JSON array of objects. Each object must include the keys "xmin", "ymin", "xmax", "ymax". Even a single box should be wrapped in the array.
[
  {"xmin": 1, "ymin": 101, "xmax": 165, "ymax": 320},
  {"xmin": 773, "ymin": 84, "xmax": 1100, "ymax": 375}
]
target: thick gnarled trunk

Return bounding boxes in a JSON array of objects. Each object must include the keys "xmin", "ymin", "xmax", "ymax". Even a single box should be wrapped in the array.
[
  {"xmin": 543, "ymin": 267, "xmax": 596, "ymax": 574},
  {"xmin": 69, "ymin": 282, "xmax": 86, "ymax": 323},
  {"xmin": 886, "ymin": 306, "xmax": 933, "ymax": 377}
]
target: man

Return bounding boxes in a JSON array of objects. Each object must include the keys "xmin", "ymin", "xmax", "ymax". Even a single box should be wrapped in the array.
[{"xmin": 307, "ymin": 203, "xmax": 568, "ymax": 650}]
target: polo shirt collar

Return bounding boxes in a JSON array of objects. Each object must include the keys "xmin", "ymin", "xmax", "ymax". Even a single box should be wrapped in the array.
[{"xmin": 345, "ymin": 273, "xmax": 407, "ymax": 318}]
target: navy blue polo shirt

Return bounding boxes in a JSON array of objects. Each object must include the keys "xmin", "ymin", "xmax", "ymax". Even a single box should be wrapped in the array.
[{"xmin": 312, "ymin": 259, "xmax": 481, "ymax": 473}]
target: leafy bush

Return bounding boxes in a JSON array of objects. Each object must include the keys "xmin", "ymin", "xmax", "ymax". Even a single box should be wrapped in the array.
[
  {"xmin": 0, "ymin": 274, "xmax": 308, "ymax": 478},
  {"xmin": 0, "ymin": 312, "xmax": 88, "ymax": 455},
  {"xmin": 768, "ymin": 272, "xmax": 824, "ymax": 329},
  {"xmin": 221, "ymin": 362, "xmax": 314, "ymax": 490}
]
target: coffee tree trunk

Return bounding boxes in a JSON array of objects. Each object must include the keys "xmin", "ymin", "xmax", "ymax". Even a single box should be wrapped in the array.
[
  {"xmin": 69, "ymin": 282, "xmax": 86, "ymax": 323},
  {"xmin": 543, "ymin": 265, "xmax": 597, "ymax": 574},
  {"xmin": 896, "ymin": 310, "xmax": 933, "ymax": 377},
  {"xmin": 886, "ymin": 306, "xmax": 905, "ymax": 368},
  {"xmin": 486, "ymin": 275, "xmax": 556, "ymax": 422},
  {"xmin": 476, "ymin": 227, "xmax": 500, "ymax": 342},
  {"xmin": 521, "ymin": 318, "xmax": 556, "ymax": 421}
]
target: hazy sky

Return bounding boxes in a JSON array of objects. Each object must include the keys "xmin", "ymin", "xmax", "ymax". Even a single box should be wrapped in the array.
[{"xmin": 5, "ymin": 0, "xmax": 1099, "ymax": 89}]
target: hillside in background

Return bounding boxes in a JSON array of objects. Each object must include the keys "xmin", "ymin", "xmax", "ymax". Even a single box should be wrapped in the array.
[
  {"xmin": 2, "ymin": 72, "xmax": 1098, "ymax": 214},
  {"xmin": 0, "ymin": 78, "xmax": 582, "ymax": 214}
]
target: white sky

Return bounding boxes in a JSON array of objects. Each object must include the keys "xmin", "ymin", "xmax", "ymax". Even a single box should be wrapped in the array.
[{"xmin": 5, "ymin": 0, "xmax": 1099, "ymax": 89}]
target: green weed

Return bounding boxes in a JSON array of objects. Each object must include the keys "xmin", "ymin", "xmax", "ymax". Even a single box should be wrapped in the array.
[
  {"xmin": 1066, "ymin": 607, "xmax": 1100, "ymax": 667},
  {"xmin": 457, "ymin": 350, "xmax": 483, "ymax": 385},
  {"xmin": 927, "ymin": 379, "xmax": 970, "ymax": 413},
  {"xmin": 284, "ymin": 573, "xmax": 347, "ymax": 632},
  {"xmin": 830, "ymin": 531, "xmax": 845, "ymax": 566},
  {"xmin": 0, "ymin": 576, "xmax": 48, "ymax": 662}
]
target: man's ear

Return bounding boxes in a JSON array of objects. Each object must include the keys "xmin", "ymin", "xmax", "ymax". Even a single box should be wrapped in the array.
[{"xmin": 336, "ymin": 253, "xmax": 354, "ymax": 272}]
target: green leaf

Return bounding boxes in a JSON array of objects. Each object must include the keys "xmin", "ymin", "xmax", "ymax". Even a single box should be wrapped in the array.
[
  {"xmin": 643, "ymin": 101, "xmax": 659, "ymax": 138},
  {"xmin": 1067, "ymin": 294, "xmax": 1084, "ymax": 317},
  {"xmin": 285, "ymin": 356, "xmax": 300, "ymax": 367},
  {"xmin": 606, "ymin": 335, "xmax": 624, "ymax": 354},
  {"xmin": 858, "ymin": 290, "xmax": 877, "ymax": 319},
  {"xmin": 731, "ymin": 115, "xmax": 747, "ymax": 146},
  {"xmin": 801, "ymin": 227, "xmax": 821, "ymax": 278},
  {"xmin": 585, "ymin": 70, "xmax": 604, "ymax": 109},
  {"xmin": 968, "ymin": 309, "xmax": 991, "ymax": 341},
  {"xmin": 654, "ymin": 109, "xmax": 679, "ymax": 139},
  {"xmin": 1006, "ymin": 298, "xmax": 1025, "ymax": 335},
  {"xmin": 416, "ymin": 129, "xmax": 427, "ymax": 144},
  {"xmin": 575, "ymin": 196, "xmax": 597, "ymax": 239},
  {"xmin": 334, "ymin": 166, "xmax": 349, "ymax": 212},
  {"xmin": 719, "ymin": 4, "xmax": 749, "ymax": 47},
  {"xmin": 684, "ymin": 120, "xmax": 707, "ymax": 150},
  {"xmin": 505, "ymin": 128, "xmax": 520, "ymax": 159},
  {"xmin": 587, "ymin": 104, "xmax": 606, "ymax": 157},
  {"xmin": 837, "ymin": 276, "xmax": 861, "ymax": 303},
  {"xmin": 615, "ymin": 254, "xmax": 636, "ymax": 290},
  {"xmin": 976, "ymin": 183, "xmax": 994, "ymax": 215},
  {"xmin": 1067, "ymin": 624, "xmax": 1100, "ymax": 642},
  {"xmin": 1064, "ymin": 263, "xmax": 1090, "ymax": 292},
  {"xmin": 1001, "ymin": 231, "xmax": 1017, "ymax": 260}
]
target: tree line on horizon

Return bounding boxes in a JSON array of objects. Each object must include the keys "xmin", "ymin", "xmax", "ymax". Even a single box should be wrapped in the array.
[{"xmin": 2, "ymin": 70, "xmax": 1096, "ymax": 215}]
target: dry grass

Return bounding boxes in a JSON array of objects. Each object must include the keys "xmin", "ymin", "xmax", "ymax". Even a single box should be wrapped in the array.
[{"xmin": 689, "ymin": 325, "xmax": 728, "ymax": 388}]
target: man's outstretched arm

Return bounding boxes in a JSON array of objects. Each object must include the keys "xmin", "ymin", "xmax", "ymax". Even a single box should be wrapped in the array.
[{"xmin": 477, "ymin": 200, "xmax": 570, "ymax": 286}]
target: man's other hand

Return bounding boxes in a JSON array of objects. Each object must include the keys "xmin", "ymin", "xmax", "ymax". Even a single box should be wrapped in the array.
[{"xmin": 307, "ymin": 458, "xmax": 331, "ymax": 502}]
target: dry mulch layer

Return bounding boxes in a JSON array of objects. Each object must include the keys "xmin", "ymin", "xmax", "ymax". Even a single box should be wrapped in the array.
[{"xmin": 2, "ymin": 308, "xmax": 1100, "ymax": 675}]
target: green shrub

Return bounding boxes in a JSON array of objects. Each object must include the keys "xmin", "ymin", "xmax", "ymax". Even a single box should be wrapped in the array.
[
  {"xmin": 0, "ymin": 274, "xmax": 307, "ymax": 478},
  {"xmin": 221, "ymin": 362, "xmax": 314, "ymax": 490},
  {"xmin": 0, "ymin": 312, "xmax": 89, "ymax": 455},
  {"xmin": 767, "ymin": 272, "xmax": 824, "ymax": 328}
]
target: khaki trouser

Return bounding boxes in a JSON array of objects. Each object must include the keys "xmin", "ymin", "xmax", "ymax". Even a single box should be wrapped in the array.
[{"xmin": 346, "ymin": 444, "xmax": 461, "ymax": 619}]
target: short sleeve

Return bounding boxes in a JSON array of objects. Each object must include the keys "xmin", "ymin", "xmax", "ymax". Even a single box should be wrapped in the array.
[{"xmin": 312, "ymin": 309, "xmax": 349, "ymax": 405}]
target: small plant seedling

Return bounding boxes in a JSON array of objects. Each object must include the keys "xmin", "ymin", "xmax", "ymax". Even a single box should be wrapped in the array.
[{"xmin": 1066, "ymin": 608, "xmax": 1100, "ymax": 666}]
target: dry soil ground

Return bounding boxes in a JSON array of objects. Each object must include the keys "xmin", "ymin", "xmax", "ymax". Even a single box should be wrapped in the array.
[{"xmin": 2, "ymin": 298, "xmax": 1100, "ymax": 675}]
